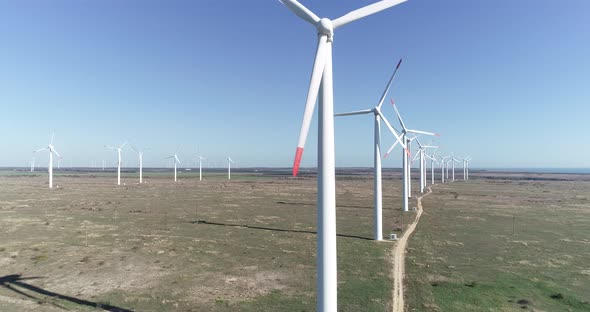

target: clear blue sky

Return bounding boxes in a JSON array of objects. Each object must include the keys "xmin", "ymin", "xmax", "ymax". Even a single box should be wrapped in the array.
[{"xmin": 1, "ymin": 0, "xmax": 588, "ymax": 168}]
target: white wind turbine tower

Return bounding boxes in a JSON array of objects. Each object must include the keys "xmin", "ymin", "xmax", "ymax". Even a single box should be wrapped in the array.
[
  {"xmin": 34, "ymin": 132, "xmax": 62, "ymax": 189},
  {"xmin": 412, "ymin": 138, "xmax": 437, "ymax": 193},
  {"xmin": 446, "ymin": 155, "xmax": 453, "ymax": 181},
  {"xmin": 425, "ymin": 152, "xmax": 438, "ymax": 185},
  {"xmin": 227, "ymin": 157, "xmax": 234, "ymax": 180},
  {"xmin": 198, "ymin": 155, "xmax": 206, "ymax": 181},
  {"xmin": 451, "ymin": 153, "xmax": 461, "ymax": 182},
  {"xmin": 105, "ymin": 142, "xmax": 127, "ymax": 186},
  {"xmin": 279, "ymin": 0, "xmax": 408, "ymax": 310},
  {"xmin": 462, "ymin": 156, "xmax": 472, "ymax": 180},
  {"xmin": 386, "ymin": 101, "xmax": 438, "ymax": 211},
  {"xmin": 334, "ymin": 59, "xmax": 408, "ymax": 241},
  {"xmin": 165, "ymin": 151, "xmax": 181, "ymax": 182},
  {"xmin": 130, "ymin": 145, "xmax": 145, "ymax": 184},
  {"xmin": 438, "ymin": 155, "xmax": 450, "ymax": 183},
  {"xmin": 405, "ymin": 135, "xmax": 419, "ymax": 198},
  {"xmin": 30, "ymin": 155, "xmax": 35, "ymax": 172}
]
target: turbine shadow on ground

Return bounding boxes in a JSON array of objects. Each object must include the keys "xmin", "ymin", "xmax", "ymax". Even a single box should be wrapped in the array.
[
  {"xmin": 191, "ymin": 220, "xmax": 373, "ymax": 241},
  {"xmin": 0, "ymin": 274, "xmax": 134, "ymax": 312},
  {"xmin": 276, "ymin": 201, "xmax": 373, "ymax": 210}
]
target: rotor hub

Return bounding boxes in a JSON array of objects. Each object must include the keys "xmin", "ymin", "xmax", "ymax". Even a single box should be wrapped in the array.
[{"xmin": 317, "ymin": 18, "xmax": 334, "ymax": 41}]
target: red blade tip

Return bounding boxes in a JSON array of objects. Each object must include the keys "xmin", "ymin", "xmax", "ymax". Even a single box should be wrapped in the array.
[
  {"xmin": 390, "ymin": 98, "xmax": 395, "ymax": 106},
  {"xmin": 292, "ymin": 147, "xmax": 304, "ymax": 177},
  {"xmin": 384, "ymin": 152, "xmax": 390, "ymax": 159},
  {"xmin": 435, "ymin": 133, "xmax": 441, "ymax": 137}
]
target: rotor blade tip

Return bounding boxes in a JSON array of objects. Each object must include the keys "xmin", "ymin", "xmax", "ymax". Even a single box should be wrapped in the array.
[
  {"xmin": 292, "ymin": 147, "xmax": 304, "ymax": 177},
  {"xmin": 383, "ymin": 152, "xmax": 389, "ymax": 159}
]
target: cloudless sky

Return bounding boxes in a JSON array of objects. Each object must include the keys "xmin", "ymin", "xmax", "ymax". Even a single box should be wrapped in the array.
[{"xmin": 1, "ymin": 0, "xmax": 589, "ymax": 169}]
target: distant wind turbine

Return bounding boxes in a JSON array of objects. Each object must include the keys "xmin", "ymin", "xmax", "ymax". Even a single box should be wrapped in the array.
[
  {"xmin": 130, "ymin": 145, "xmax": 145, "ymax": 184},
  {"xmin": 412, "ymin": 138, "xmax": 437, "ymax": 193},
  {"xmin": 105, "ymin": 142, "xmax": 127, "ymax": 185},
  {"xmin": 438, "ymin": 155, "xmax": 451, "ymax": 183},
  {"xmin": 227, "ymin": 157, "xmax": 234, "ymax": 180},
  {"xmin": 451, "ymin": 153, "xmax": 461, "ymax": 182},
  {"xmin": 425, "ymin": 152, "xmax": 438, "ymax": 185},
  {"xmin": 405, "ymin": 135, "xmax": 419, "ymax": 198},
  {"xmin": 387, "ymin": 101, "xmax": 438, "ymax": 211},
  {"xmin": 198, "ymin": 155, "xmax": 206, "ymax": 181},
  {"xmin": 334, "ymin": 58, "xmax": 408, "ymax": 241},
  {"xmin": 165, "ymin": 151, "xmax": 181, "ymax": 182},
  {"xmin": 462, "ymin": 156, "xmax": 472, "ymax": 180},
  {"xmin": 34, "ymin": 132, "xmax": 62, "ymax": 189}
]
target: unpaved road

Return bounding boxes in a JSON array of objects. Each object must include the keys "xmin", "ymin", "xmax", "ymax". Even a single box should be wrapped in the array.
[{"xmin": 391, "ymin": 186, "xmax": 432, "ymax": 312}]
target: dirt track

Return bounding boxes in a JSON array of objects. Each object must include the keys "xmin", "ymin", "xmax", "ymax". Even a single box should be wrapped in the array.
[{"xmin": 391, "ymin": 186, "xmax": 432, "ymax": 312}]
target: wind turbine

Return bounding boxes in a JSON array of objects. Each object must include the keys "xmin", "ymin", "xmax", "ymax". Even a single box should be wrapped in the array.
[
  {"xmin": 227, "ymin": 157, "xmax": 234, "ymax": 180},
  {"xmin": 105, "ymin": 142, "xmax": 126, "ymax": 186},
  {"xmin": 462, "ymin": 156, "xmax": 472, "ymax": 180},
  {"xmin": 446, "ymin": 156, "xmax": 452, "ymax": 181},
  {"xmin": 425, "ymin": 152, "xmax": 438, "ymax": 185},
  {"xmin": 165, "ymin": 151, "xmax": 181, "ymax": 182},
  {"xmin": 438, "ymin": 155, "xmax": 450, "ymax": 183},
  {"xmin": 412, "ymin": 138, "xmax": 437, "ymax": 193},
  {"xmin": 386, "ymin": 101, "xmax": 438, "ymax": 211},
  {"xmin": 405, "ymin": 135, "xmax": 419, "ymax": 198},
  {"xmin": 280, "ymin": 0, "xmax": 407, "ymax": 310},
  {"xmin": 198, "ymin": 155, "xmax": 206, "ymax": 181},
  {"xmin": 34, "ymin": 132, "xmax": 61, "ymax": 188},
  {"xmin": 334, "ymin": 59, "xmax": 408, "ymax": 241},
  {"xmin": 451, "ymin": 153, "xmax": 461, "ymax": 182},
  {"xmin": 130, "ymin": 145, "xmax": 145, "ymax": 184},
  {"xmin": 30, "ymin": 155, "xmax": 35, "ymax": 172}
]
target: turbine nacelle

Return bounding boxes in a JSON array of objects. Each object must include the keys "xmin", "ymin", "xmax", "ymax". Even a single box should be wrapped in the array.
[
  {"xmin": 373, "ymin": 106, "xmax": 380, "ymax": 116},
  {"xmin": 317, "ymin": 18, "xmax": 334, "ymax": 41}
]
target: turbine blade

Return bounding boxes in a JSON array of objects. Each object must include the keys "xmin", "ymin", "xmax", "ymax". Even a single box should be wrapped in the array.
[
  {"xmin": 50, "ymin": 132, "xmax": 55, "ymax": 145},
  {"xmin": 376, "ymin": 110, "xmax": 409, "ymax": 155},
  {"xmin": 391, "ymin": 99, "xmax": 407, "ymax": 131},
  {"xmin": 334, "ymin": 109, "xmax": 373, "ymax": 117},
  {"xmin": 130, "ymin": 144, "xmax": 139, "ymax": 154},
  {"xmin": 52, "ymin": 149, "xmax": 61, "ymax": 158},
  {"xmin": 119, "ymin": 141, "xmax": 127, "ymax": 149},
  {"xmin": 415, "ymin": 136, "xmax": 423, "ymax": 148},
  {"xmin": 175, "ymin": 155, "xmax": 180, "ymax": 164},
  {"xmin": 279, "ymin": 0, "xmax": 320, "ymax": 25},
  {"xmin": 333, "ymin": 0, "xmax": 407, "ymax": 29},
  {"xmin": 376, "ymin": 58, "xmax": 402, "ymax": 109},
  {"xmin": 383, "ymin": 140, "xmax": 399, "ymax": 158},
  {"xmin": 105, "ymin": 145, "xmax": 117, "ymax": 150},
  {"xmin": 407, "ymin": 129, "xmax": 438, "ymax": 136},
  {"xmin": 34, "ymin": 148, "xmax": 46, "ymax": 153},
  {"xmin": 293, "ymin": 35, "xmax": 329, "ymax": 177}
]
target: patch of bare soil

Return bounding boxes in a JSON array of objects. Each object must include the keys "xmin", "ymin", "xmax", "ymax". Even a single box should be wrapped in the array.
[{"xmin": 188, "ymin": 271, "xmax": 287, "ymax": 303}]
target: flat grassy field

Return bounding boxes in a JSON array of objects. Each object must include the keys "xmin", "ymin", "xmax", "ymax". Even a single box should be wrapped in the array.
[
  {"xmin": 406, "ymin": 177, "xmax": 590, "ymax": 312},
  {"xmin": 3, "ymin": 170, "xmax": 588, "ymax": 311},
  {"xmin": 0, "ymin": 170, "xmax": 413, "ymax": 311}
]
